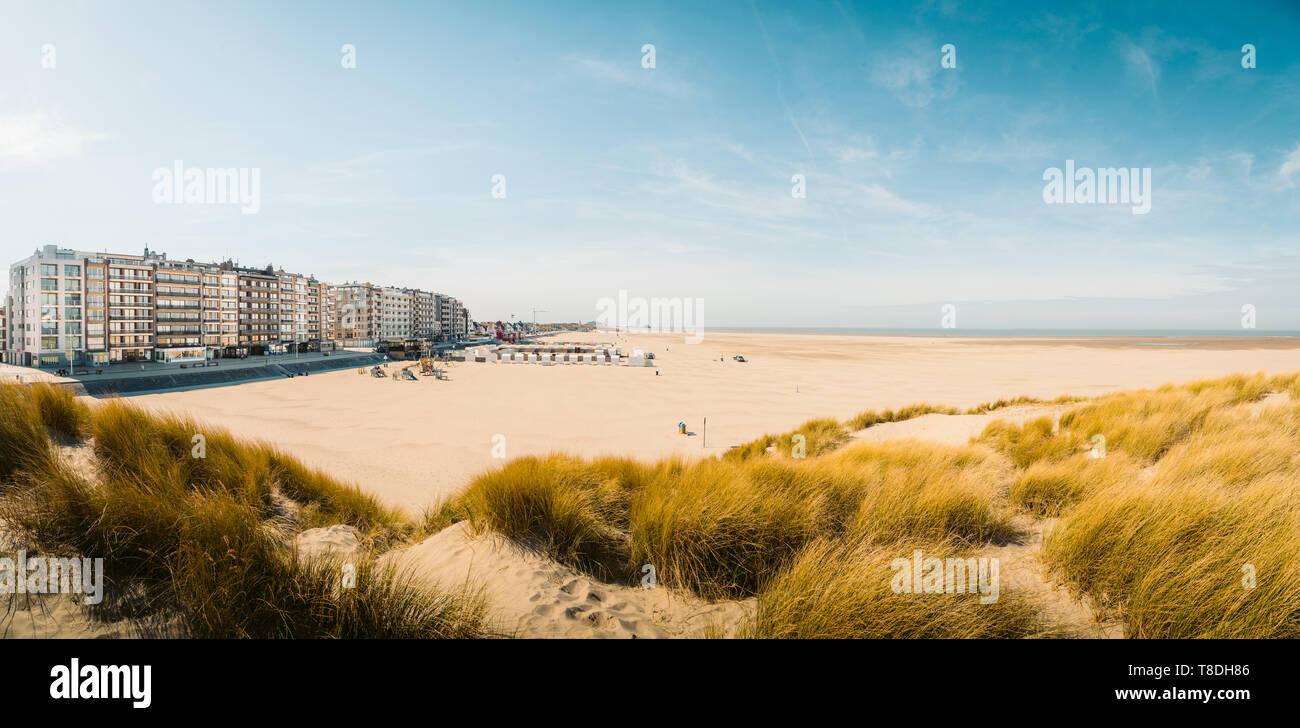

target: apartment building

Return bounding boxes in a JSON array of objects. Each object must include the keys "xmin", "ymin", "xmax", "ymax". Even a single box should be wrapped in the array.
[
  {"xmin": 5, "ymin": 245, "xmax": 469, "ymax": 367},
  {"xmin": 409, "ymin": 289, "xmax": 441, "ymax": 340},
  {"xmin": 318, "ymin": 282, "xmax": 338, "ymax": 344},
  {"xmin": 153, "ymin": 260, "xmax": 206, "ymax": 363},
  {"xmin": 84, "ymin": 257, "xmax": 107, "ymax": 364},
  {"xmin": 236, "ymin": 267, "xmax": 279, "ymax": 351},
  {"xmin": 378, "ymin": 287, "xmax": 412, "ymax": 341},
  {"xmin": 335, "ymin": 282, "xmax": 379, "ymax": 347}
]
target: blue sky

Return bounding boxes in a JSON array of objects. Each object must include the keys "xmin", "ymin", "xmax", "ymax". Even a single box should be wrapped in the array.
[{"xmin": 1, "ymin": 0, "xmax": 1298, "ymax": 328}]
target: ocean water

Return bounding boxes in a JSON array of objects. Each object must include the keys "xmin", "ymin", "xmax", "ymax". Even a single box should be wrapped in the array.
[{"xmin": 705, "ymin": 327, "xmax": 1300, "ymax": 338}]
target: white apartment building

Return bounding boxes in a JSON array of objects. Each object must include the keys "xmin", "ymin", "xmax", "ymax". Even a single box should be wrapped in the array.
[
  {"xmin": 6, "ymin": 245, "xmax": 116, "ymax": 369},
  {"xmin": 5, "ymin": 246, "xmax": 469, "ymax": 367}
]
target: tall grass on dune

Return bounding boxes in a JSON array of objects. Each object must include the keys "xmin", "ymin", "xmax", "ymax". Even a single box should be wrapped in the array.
[
  {"xmin": 978, "ymin": 416, "xmax": 1083, "ymax": 468},
  {"xmin": 1055, "ymin": 373, "xmax": 1272, "ymax": 463},
  {"xmin": 0, "ymin": 388, "xmax": 486, "ymax": 638},
  {"xmin": 92, "ymin": 401, "xmax": 273, "ymax": 506},
  {"xmin": 1041, "ymin": 395, "xmax": 1300, "ymax": 637},
  {"xmin": 458, "ymin": 441, "xmax": 1020, "ymax": 602},
  {"xmin": 770, "ymin": 417, "xmax": 850, "ymax": 458},
  {"xmin": 964, "ymin": 395, "xmax": 1085, "ymax": 415},
  {"xmin": 0, "ymin": 385, "xmax": 53, "ymax": 484},
  {"xmin": 90, "ymin": 401, "xmax": 402, "ymax": 539},
  {"xmin": 1008, "ymin": 453, "xmax": 1138, "ymax": 518},
  {"xmin": 630, "ymin": 458, "xmax": 819, "ymax": 599},
  {"xmin": 847, "ymin": 404, "xmax": 960, "ymax": 432},
  {"xmin": 455, "ymin": 454, "xmax": 645, "ymax": 581},
  {"xmin": 29, "ymin": 383, "xmax": 92, "ymax": 442},
  {"xmin": 831, "ymin": 443, "xmax": 1018, "ymax": 546},
  {"xmin": 1043, "ymin": 476, "xmax": 1300, "ymax": 638},
  {"xmin": 2, "ymin": 460, "xmax": 487, "ymax": 637},
  {"xmin": 723, "ymin": 417, "xmax": 850, "ymax": 463},
  {"xmin": 742, "ymin": 539, "xmax": 1050, "ymax": 639},
  {"xmin": 262, "ymin": 448, "xmax": 409, "ymax": 541},
  {"xmin": 453, "ymin": 371, "xmax": 1300, "ymax": 638}
]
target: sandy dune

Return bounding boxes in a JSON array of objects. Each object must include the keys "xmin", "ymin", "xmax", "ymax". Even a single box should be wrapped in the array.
[
  {"xmin": 384, "ymin": 522, "xmax": 751, "ymax": 638},
  {"xmin": 124, "ymin": 331, "xmax": 1300, "ymax": 514}
]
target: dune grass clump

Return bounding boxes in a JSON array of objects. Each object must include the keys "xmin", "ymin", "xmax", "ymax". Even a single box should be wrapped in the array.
[
  {"xmin": 724, "ymin": 418, "xmax": 850, "ymax": 463},
  {"xmin": 1, "ymin": 423, "xmax": 487, "ymax": 638},
  {"xmin": 721, "ymin": 434, "xmax": 774, "ymax": 462},
  {"xmin": 1147, "ymin": 403, "xmax": 1300, "ymax": 491},
  {"xmin": 459, "ymin": 440, "xmax": 1019, "ymax": 602},
  {"xmin": 455, "ymin": 454, "xmax": 646, "ymax": 580},
  {"xmin": 1039, "ymin": 393, "xmax": 1300, "ymax": 637},
  {"xmin": 743, "ymin": 539, "xmax": 1049, "ymax": 638},
  {"xmin": 0, "ymin": 385, "xmax": 53, "ymax": 484},
  {"xmin": 262, "ymin": 448, "xmax": 409, "ymax": 540},
  {"xmin": 29, "ymin": 383, "xmax": 92, "ymax": 442},
  {"xmin": 978, "ymin": 416, "xmax": 1082, "ymax": 468},
  {"xmin": 630, "ymin": 458, "xmax": 820, "ymax": 599},
  {"xmin": 965, "ymin": 393, "xmax": 1083, "ymax": 415},
  {"xmin": 0, "ymin": 391, "xmax": 485, "ymax": 637},
  {"xmin": 89, "ymin": 401, "xmax": 402, "ymax": 540},
  {"xmin": 1056, "ymin": 373, "xmax": 1271, "ymax": 462},
  {"xmin": 161, "ymin": 492, "xmax": 485, "ymax": 638},
  {"xmin": 847, "ymin": 403, "xmax": 960, "ymax": 431},
  {"xmin": 92, "ymin": 402, "xmax": 274, "ymax": 507},
  {"xmin": 1042, "ymin": 476, "xmax": 1300, "ymax": 638},
  {"xmin": 771, "ymin": 418, "xmax": 849, "ymax": 458},
  {"xmin": 831, "ymin": 442, "xmax": 1017, "ymax": 546},
  {"xmin": 1008, "ymin": 453, "xmax": 1137, "ymax": 517}
]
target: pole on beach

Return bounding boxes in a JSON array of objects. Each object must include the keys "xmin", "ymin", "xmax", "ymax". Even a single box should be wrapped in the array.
[{"xmin": 703, "ymin": 417, "xmax": 706, "ymax": 448}]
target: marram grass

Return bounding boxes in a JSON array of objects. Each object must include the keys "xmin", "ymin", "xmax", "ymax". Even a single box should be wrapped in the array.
[
  {"xmin": 454, "ymin": 371, "xmax": 1300, "ymax": 638},
  {"xmin": 0, "ymin": 385, "xmax": 487, "ymax": 638}
]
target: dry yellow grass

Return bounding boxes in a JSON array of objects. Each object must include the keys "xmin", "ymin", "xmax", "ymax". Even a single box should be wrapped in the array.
[
  {"xmin": 742, "ymin": 539, "xmax": 1051, "ymax": 638},
  {"xmin": 0, "ymin": 386, "xmax": 487, "ymax": 638},
  {"xmin": 1008, "ymin": 453, "xmax": 1138, "ymax": 517},
  {"xmin": 456, "ymin": 370, "xmax": 1300, "ymax": 638}
]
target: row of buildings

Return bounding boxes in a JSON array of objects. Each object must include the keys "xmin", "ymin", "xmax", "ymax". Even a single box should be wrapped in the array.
[{"xmin": 2, "ymin": 245, "xmax": 472, "ymax": 368}]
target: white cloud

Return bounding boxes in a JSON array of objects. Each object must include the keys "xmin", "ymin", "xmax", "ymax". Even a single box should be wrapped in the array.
[
  {"xmin": 1279, "ymin": 143, "xmax": 1300, "ymax": 189},
  {"xmin": 0, "ymin": 111, "xmax": 109, "ymax": 162},
  {"xmin": 870, "ymin": 42, "xmax": 955, "ymax": 108},
  {"xmin": 566, "ymin": 55, "xmax": 694, "ymax": 97},
  {"xmin": 1117, "ymin": 36, "xmax": 1160, "ymax": 102}
]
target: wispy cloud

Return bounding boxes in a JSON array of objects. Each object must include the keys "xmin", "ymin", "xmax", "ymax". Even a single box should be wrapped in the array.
[
  {"xmin": 1279, "ymin": 143, "xmax": 1300, "ymax": 188},
  {"xmin": 869, "ymin": 40, "xmax": 957, "ymax": 108},
  {"xmin": 0, "ymin": 112, "xmax": 109, "ymax": 162},
  {"xmin": 566, "ymin": 55, "xmax": 695, "ymax": 97},
  {"xmin": 1117, "ymin": 35, "xmax": 1161, "ymax": 103}
]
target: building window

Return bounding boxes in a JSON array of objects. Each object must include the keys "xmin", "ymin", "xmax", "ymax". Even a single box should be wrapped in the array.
[
  {"xmin": 41, "ymin": 337, "xmax": 58, "ymax": 350},
  {"xmin": 40, "ymin": 264, "xmax": 58, "ymax": 276},
  {"xmin": 64, "ymin": 265, "xmax": 81, "ymax": 277}
]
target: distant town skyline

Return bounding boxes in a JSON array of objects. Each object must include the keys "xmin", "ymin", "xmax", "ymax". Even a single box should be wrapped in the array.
[{"xmin": 1, "ymin": 1, "xmax": 1298, "ymax": 329}]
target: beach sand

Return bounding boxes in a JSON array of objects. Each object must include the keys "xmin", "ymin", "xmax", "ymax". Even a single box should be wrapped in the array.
[{"xmin": 121, "ymin": 331, "xmax": 1300, "ymax": 515}]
